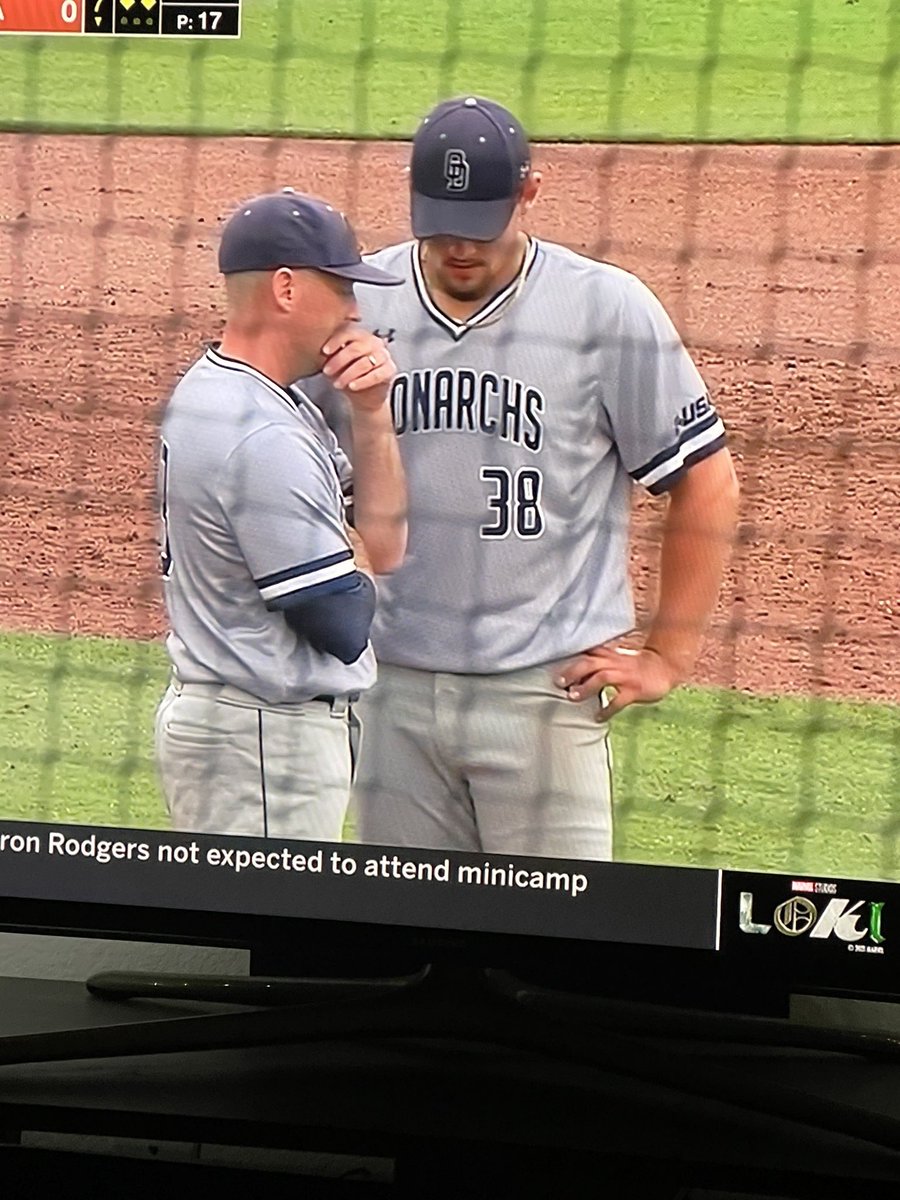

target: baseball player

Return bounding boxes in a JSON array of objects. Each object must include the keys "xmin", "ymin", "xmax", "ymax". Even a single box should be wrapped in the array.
[
  {"xmin": 154, "ymin": 189, "xmax": 406, "ymax": 841},
  {"xmin": 313, "ymin": 97, "xmax": 739, "ymax": 862}
]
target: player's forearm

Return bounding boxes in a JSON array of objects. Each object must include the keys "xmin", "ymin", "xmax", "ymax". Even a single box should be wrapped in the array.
[
  {"xmin": 645, "ymin": 450, "xmax": 740, "ymax": 684},
  {"xmin": 348, "ymin": 405, "xmax": 408, "ymax": 574}
]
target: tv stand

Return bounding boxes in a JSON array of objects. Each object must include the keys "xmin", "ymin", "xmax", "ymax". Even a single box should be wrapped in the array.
[
  {"xmin": 0, "ymin": 973, "xmax": 896, "ymax": 1194},
  {"xmin": 0, "ymin": 964, "xmax": 894, "ymax": 1155}
]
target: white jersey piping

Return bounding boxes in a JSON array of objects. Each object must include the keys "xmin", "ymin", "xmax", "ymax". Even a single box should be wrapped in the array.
[{"xmin": 411, "ymin": 237, "xmax": 540, "ymax": 340}]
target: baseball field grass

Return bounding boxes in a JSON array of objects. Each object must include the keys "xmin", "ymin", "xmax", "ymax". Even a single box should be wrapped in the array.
[
  {"xmin": 1, "ymin": 0, "xmax": 897, "ymax": 141},
  {"xmin": 0, "ymin": 631, "xmax": 897, "ymax": 881}
]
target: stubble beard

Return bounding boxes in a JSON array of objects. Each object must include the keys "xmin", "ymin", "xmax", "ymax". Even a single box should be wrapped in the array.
[{"xmin": 436, "ymin": 270, "xmax": 491, "ymax": 303}]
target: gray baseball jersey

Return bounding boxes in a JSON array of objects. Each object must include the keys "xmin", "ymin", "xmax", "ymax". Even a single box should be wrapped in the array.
[
  {"xmin": 316, "ymin": 237, "xmax": 725, "ymax": 675},
  {"xmin": 159, "ymin": 346, "xmax": 375, "ymax": 704}
]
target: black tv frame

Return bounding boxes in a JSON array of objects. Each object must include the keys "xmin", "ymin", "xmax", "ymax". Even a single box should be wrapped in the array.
[{"xmin": 2, "ymin": 836, "xmax": 900, "ymax": 1182}]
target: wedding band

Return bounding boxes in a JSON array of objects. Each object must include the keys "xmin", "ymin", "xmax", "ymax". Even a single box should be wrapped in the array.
[{"xmin": 367, "ymin": 353, "xmax": 379, "ymax": 367}]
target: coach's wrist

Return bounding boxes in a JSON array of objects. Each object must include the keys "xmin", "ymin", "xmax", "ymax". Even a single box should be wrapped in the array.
[
  {"xmin": 348, "ymin": 392, "xmax": 392, "ymax": 420},
  {"xmin": 348, "ymin": 400, "xmax": 397, "ymax": 440}
]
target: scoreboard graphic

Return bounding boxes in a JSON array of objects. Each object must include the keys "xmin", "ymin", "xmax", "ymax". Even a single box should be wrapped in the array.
[{"xmin": 0, "ymin": 0, "xmax": 241, "ymax": 36}]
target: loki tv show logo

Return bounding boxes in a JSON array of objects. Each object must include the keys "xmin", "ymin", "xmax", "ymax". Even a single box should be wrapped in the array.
[{"xmin": 740, "ymin": 892, "xmax": 886, "ymax": 952}]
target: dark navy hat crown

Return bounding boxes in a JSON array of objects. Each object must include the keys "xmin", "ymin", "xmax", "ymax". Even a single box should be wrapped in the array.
[
  {"xmin": 218, "ymin": 190, "xmax": 401, "ymax": 286},
  {"xmin": 410, "ymin": 96, "xmax": 531, "ymax": 240}
]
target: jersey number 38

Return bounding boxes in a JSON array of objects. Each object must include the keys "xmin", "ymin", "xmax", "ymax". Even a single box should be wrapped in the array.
[{"xmin": 479, "ymin": 467, "xmax": 545, "ymax": 540}]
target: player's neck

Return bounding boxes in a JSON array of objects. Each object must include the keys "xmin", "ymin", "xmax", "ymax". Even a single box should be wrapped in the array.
[{"xmin": 419, "ymin": 232, "xmax": 530, "ymax": 323}]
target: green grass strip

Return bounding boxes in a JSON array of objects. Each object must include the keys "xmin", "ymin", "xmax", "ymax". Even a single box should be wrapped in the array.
[
  {"xmin": 1, "ymin": 0, "xmax": 897, "ymax": 141},
  {"xmin": 0, "ymin": 629, "xmax": 896, "ymax": 880}
]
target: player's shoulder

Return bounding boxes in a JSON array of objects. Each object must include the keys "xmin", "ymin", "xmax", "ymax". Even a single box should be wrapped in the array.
[
  {"xmin": 536, "ymin": 240, "xmax": 673, "ymax": 326},
  {"xmin": 537, "ymin": 239, "xmax": 649, "ymax": 293},
  {"xmin": 361, "ymin": 240, "xmax": 415, "ymax": 279}
]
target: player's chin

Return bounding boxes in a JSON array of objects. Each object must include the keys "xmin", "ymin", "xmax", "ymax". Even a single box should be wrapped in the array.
[{"xmin": 442, "ymin": 278, "xmax": 489, "ymax": 302}]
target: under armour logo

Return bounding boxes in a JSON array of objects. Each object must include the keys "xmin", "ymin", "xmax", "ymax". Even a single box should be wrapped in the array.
[
  {"xmin": 372, "ymin": 328, "xmax": 396, "ymax": 344},
  {"xmin": 444, "ymin": 149, "xmax": 470, "ymax": 192}
]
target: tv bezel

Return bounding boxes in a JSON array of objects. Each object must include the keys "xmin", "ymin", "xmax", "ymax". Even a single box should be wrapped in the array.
[{"xmin": 0, "ymin": 857, "xmax": 897, "ymax": 1018}]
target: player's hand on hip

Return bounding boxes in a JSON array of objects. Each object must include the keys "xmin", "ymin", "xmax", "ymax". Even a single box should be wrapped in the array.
[
  {"xmin": 321, "ymin": 324, "xmax": 395, "ymax": 412},
  {"xmin": 554, "ymin": 645, "xmax": 679, "ymax": 721}
]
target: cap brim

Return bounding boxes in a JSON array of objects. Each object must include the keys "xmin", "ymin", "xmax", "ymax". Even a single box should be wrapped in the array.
[
  {"xmin": 411, "ymin": 193, "xmax": 517, "ymax": 241},
  {"xmin": 322, "ymin": 262, "xmax": 403, "ymax": 286}
]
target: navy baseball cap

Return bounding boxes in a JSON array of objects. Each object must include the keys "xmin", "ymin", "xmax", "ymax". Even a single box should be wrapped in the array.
[
  {"xmin": 410, "ymin": 96, "xmax": 531, "ymax": 241},
  {"xmin": 218, "ymin": 189, "xmax": 402, "ymax": 285}
]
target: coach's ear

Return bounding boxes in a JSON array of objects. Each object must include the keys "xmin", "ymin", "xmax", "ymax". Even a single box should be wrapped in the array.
[{"xmin": 271, "ymin": 266, "xmax": 296, "ymax": 312}]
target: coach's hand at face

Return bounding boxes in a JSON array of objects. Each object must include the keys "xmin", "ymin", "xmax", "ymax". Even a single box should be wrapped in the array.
[
  {"xmin": 321, "ymin": 324, "xmax": 396, "ymax": 412},
  {"xmin": 321, "ymin": 323, "xmax": 407, "ymax": 575}
]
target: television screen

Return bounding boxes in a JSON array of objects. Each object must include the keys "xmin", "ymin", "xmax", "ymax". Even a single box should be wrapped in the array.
[{"xmin": 0, "ymin": 2, "xmax": 897, "ymax": 1009}]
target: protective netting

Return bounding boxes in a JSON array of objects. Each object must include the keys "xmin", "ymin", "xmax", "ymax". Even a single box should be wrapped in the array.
[{"xmin": 0, "ymin": 0, "xmax": 898, "ymax": 880}]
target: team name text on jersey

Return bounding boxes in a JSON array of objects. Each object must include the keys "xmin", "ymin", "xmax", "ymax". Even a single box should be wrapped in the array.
[{"xmin": 390, "ymin": 369, "xmax": 545, "ymax": 452}]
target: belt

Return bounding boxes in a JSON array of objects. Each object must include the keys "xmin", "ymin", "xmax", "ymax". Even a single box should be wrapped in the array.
[
  {"xmin": 170, "ymin": 676, "xmax": 358, "ymax": 712},
  {"xmin": 314, "ymin": 693, "xmax": 360, "ymax": 718}
]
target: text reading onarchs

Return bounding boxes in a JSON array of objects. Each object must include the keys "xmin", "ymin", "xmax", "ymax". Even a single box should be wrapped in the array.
[{"xmin": 390, "ymin": 369, "xmax": 545, "ymax": 451}]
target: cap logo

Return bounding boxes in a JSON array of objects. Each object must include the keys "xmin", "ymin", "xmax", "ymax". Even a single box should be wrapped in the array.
[{"xmin": 443, "ymin": 149, "xmax": 470, "ymax": 193}]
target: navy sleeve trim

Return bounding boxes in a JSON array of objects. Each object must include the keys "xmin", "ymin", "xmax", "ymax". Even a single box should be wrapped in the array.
[
  {"xmin": 265, "ymin": 571, "xmax": 361, "ymax": 612},
  {"xmin": 255, "ymin": 549, "xmax": 354, "ymax": 605},
  {"xmin": 645, "ymin": 434, "xmax": 728, "ymax": 495},
  {"xmin": 632, "ymin": 409, "xmax": 720, "ymax": 479},
  {"xmin": 632, "ymin": 412, "xmax": 726, "ymax": 492}
]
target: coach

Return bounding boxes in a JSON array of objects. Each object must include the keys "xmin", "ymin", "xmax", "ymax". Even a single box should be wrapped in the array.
[{"xmin": 154, "ymin": 189, "xmax": 406, "ymax": 841}]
